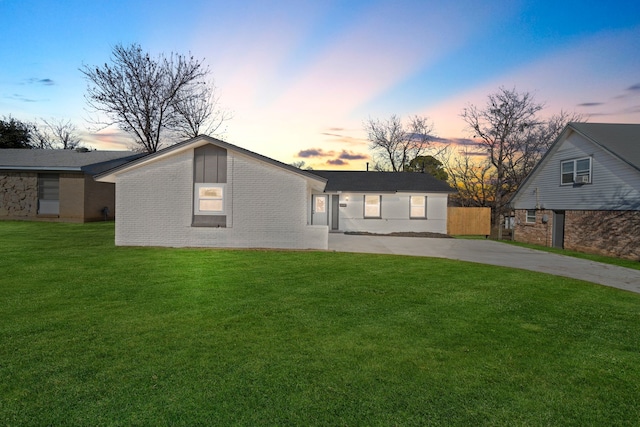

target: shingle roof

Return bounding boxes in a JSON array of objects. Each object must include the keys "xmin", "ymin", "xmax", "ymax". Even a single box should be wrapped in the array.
[
  {"xmin": 310, "ymin": 170, "xmax": 454, "ymax": 193},
  {"xmin": 569, "ymin": 122, "xmax": 640, "ymax": 170},
  {"xmin": 0, "ymin": 149, "xmax": 145, "ymax": 175}
]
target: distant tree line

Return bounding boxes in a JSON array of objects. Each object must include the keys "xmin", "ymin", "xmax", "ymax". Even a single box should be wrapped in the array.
[{"xmin": 0, "ymin": 116, "xmax": 81, "ymax": 150}]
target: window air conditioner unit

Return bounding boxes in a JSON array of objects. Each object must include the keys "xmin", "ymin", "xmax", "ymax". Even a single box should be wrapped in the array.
[{"xmin": 577, "ymin": 175, "xmax": 590, "ymax": 184}]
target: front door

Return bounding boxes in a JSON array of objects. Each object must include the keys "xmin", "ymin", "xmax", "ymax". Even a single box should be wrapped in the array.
[
  {"xmin": 312, "ymin": 195, "xmax": 328, "ymax": 226},
  {"xmin": 331, "ymin": 195, "xmax": 340, "ymax": 231},
  {"xmin": 552, "ymin": 211, "xmax": 565, "ymax": 249}
]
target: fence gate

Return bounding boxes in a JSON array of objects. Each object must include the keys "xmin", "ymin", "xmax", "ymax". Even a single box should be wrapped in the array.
[{"xmin": 447, "ymin": 207, "xmax": 491, "ymax": 236}]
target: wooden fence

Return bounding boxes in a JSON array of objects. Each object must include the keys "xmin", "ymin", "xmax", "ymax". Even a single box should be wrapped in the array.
[{"xmin": 447, "ymin": 207, "xmax": 491, "ymax": 236}]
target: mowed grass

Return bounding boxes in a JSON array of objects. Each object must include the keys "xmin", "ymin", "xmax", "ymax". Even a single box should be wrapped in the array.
[{"xmin": 1, "ymin": 222, "xmax": 640, "ymax": 426}]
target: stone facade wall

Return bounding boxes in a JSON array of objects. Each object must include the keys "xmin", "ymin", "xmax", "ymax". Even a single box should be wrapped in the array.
[
  {"xmin": 514, "ymin": 209, "xmax": 640, "ymax": 261},
  {"xmin": 0, "ymin": 172, "xmax": 38, "ymax": 218}
]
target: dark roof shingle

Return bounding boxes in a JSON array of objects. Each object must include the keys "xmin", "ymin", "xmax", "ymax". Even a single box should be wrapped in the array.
[
  {"xmin": 310, "ymin": 170, "xmax": 454, "ymax": 193},
  {"xmin": 569, "ymin": 122, "xmax": 640, "ymax": 170},
  {"xmin": 0, "ymin": 149, "xmax": 144, "ymax": 175}
]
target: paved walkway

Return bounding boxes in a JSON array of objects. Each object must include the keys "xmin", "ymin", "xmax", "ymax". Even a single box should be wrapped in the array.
[{"xmin": 328, "ymin": 234, "xmax": 640, "ymax": 294}]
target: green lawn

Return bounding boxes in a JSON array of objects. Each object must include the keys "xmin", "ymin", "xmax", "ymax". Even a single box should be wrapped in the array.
[{"xmin": 2, "ymin": 221, "xmax": 640, "ymax": 426}]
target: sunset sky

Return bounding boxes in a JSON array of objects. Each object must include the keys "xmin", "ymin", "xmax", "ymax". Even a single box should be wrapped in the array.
[{"xmin": 1, "ymin": 0, "xmax": 639, "ymax": 169}]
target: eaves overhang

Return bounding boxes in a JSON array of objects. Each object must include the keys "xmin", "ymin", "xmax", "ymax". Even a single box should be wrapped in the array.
[{"xmin": 0, "ymin": 166, "xmax": 82, "ymax": 172}]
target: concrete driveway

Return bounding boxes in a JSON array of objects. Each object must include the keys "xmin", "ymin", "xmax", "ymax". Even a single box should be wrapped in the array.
[{"xmin": 328, "ymin": 233, "xmax": 640, "ymax": 294}]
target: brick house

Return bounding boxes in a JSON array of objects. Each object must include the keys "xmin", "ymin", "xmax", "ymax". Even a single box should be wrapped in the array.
[
  {"xmin": 0, "ymin": 149, "xmax": 142, "ymax": 222},
  {"xmin": 95, "ymin": 135, "xmax": 453, "ymax": 250},
  {"xmin": 510, "ymin": 123, "xmax": 640, "ymax": 260}
]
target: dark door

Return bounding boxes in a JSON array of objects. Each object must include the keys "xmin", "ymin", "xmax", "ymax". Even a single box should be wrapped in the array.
[
  {"xmin": 552, "ymin": 211, "xmax": 565, "ymax": 249},
  {"xmin": 331, "ymin": 195, "xmax": 339, "ymax": 231}
]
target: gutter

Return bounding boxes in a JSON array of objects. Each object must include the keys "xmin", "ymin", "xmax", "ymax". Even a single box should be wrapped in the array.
[{"xmin": 0, "ymin": 166, "xmax": 82, "ymax": 172}]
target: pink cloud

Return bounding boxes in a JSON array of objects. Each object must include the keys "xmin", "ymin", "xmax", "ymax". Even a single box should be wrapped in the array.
[
  {"xmin": 327, "ymin": 158, "xmax": 347, "ymax": 166},
  {"xmin": 338, "ymin": 150, "xmax": 368, "ymax": 160},
  {"xmin": 297, "ymin": 148, "xmax": 335, "ymax": 158}
]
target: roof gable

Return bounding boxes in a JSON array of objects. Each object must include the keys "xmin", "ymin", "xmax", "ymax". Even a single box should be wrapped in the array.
[
  {"xmin": 311, "ymin": 170, "xmax": 454, "ymax": 193},
  {"xmin": 95, "ymin": 135, "xmax": 327, "ymax": 186},
  {"xmin": 510, "ymin": 122, "xmax": 640, "ymax": 207}
]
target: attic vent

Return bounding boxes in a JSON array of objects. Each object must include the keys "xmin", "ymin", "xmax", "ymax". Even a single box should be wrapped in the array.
[{"xmin": 75, "ymin": 147, "xmax": 89, "ymax": 153}]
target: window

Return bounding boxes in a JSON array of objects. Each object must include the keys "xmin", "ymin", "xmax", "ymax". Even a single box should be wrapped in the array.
[
  {"xmin": 561, "ymin": 161, "xmax": 574, "ymax": 184},
  {"xmin": 526, "ymin": 210, "xmax": 536, "ymax": 223},
  {"xmin": 315, "ymin": 195, "xmax": 326, "ymax": 213},
  {"xmin": 38, "ymin": 173, "xmax": 59, "ymax": 215},
  {"xmin": 194, "ymin": 183, "xmax": 225, "ymax": 215},
  {"xmin": 575, "ymin": 158, "xmax": 591, "ymax": 183},
  {"xmin": 193, "ymin": 145, "xmax": 228, "ymax": 227},
  {"xmin": 561, "ymin": 157, "xmax": 591, "ymax": 185},
  {"xmin": 364, "ymin": 195, "xmax": 381, "ymax": 218},
  {"xmin": 410, "ymin": 196, "xmax": 426, "ymax": 218}
]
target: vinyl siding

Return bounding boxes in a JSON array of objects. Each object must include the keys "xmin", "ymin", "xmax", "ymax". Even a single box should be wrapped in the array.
[{"xmin": 512, "ymin": 130, "xmax": 640, "ymax": 211}]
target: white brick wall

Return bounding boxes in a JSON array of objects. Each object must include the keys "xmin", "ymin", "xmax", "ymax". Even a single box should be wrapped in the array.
[
  {"xmin": 331, "ymin": 192, "xmax": 449, "ymax": 234},
  {"xmin": 115, "ymin": 149, "xmax": 328, "ymax": 249}
]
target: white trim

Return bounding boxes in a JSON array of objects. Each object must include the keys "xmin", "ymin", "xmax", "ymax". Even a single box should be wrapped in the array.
[
  {"xmin": 363, "ymin": 195, "xmax": 381, "ymax": 218},
  {"xmin": 526, "ymin": 209, "xmax": 536, "ymax": 223},
  {"xmin": 0, "ymin": 166, "xmax": 82, "ymax": 172},
  {"xmin": 194, "ymin": 183, "xmax": 226, "ymax": 215},
  {"xmin": 560, "ymin": 157, "xmax": 592, "ymax": 185},
  {"xmin": 95, "ymin": 136, "xmax": 327, "ymax": 189},
  {"xmin": 409, "ymin": 195, "xmax": 427, "ymax": 219}
]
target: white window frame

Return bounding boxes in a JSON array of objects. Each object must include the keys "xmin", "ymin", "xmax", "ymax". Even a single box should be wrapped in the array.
[
  {"xmin": 561, "ymin": 157, "xmax": 591, "ymax": 185},
  {"xmin": 526, "ymin": 209, "xmax": 536, "ymax": 223},
  {"xmin": 364, "ymin": 195, "xmax": 381, "ymax": 218},
  {"xmin": 410, "ymin": 196, "xmax": 427, "ymax": 219},
  {"xmin": 194, "ymin": 183, "xmax": 226, "ymax": 215}
]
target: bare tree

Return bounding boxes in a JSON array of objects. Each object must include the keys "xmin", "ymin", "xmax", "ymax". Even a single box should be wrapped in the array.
[
  {"xmin": 532, "ymin": 110, "xmax": 586, "ymax": 155},
  {"xmin": 364, "ymin": 115, "xmax": 436, "ymax": 172},
  {"xmin": 35, "ymin": 118, "xmax": 81, "ymax": 150},
  {"xmin": 290, "ymin": 160, "xmax": 313, "ymax": 170},
  {"xmin": 504, "ymin": 110, "xmax": 586, "ymax": 189},
  {"xmin": 461, "ymin": 87, "xmax": 544, "ymax": 234},
  {"xmin": 441, "ymin": 146, "xmax": 495, "ymax": 207},
  {"xmin": 171, "ymin": 80, "xmax": 232, "ymax": 139},
  {"xmin": 30, "ymin": 125, "xmax": 53, "ymax": 149},
  {"xmin": 81, "ymin": 43, "xmax": 223, "ymax": 153}
]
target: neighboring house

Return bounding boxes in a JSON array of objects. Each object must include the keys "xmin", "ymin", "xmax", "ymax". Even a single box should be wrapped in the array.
[
  {"xmin": 310, "ymin": 170, "xmax": 453, "ymax": 235},
  {"xmin": 510, "ymin": 122, "xmax": 640, "ymax": 260},
  {"xmin": 95, "ymin": 135, "xmax": 455, "ymax": 250},
  {"xmin": 0, "ymin": 149, "xmax": 143, "ymax": 222}
]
